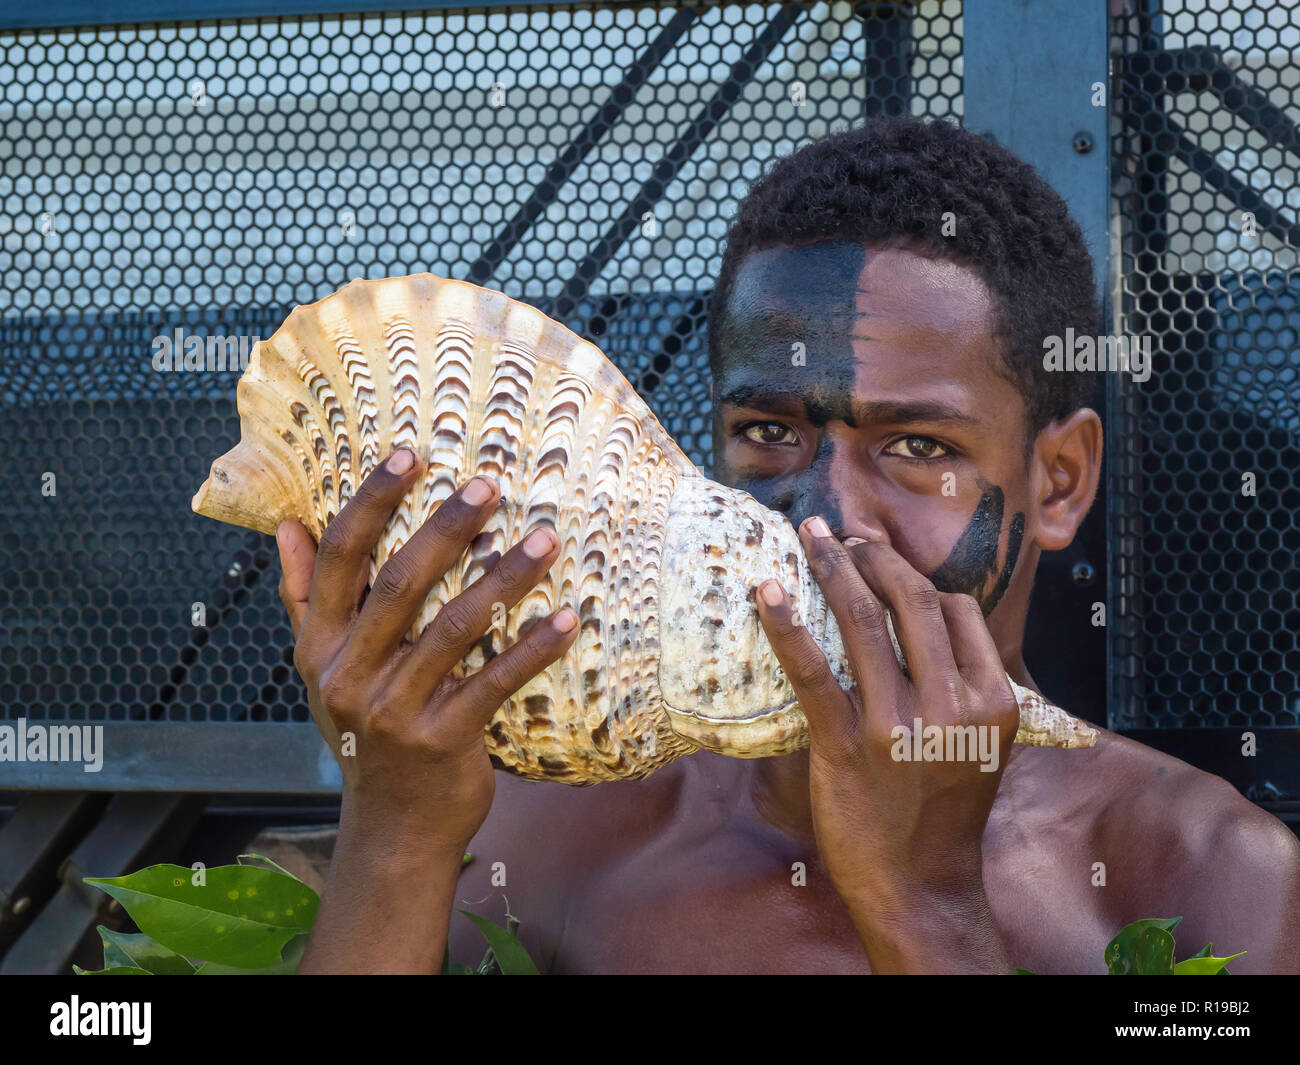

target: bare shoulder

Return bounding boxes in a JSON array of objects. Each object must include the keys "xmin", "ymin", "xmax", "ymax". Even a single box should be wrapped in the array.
[
  {"xmin": 447, "ymin": 758, "xmax": 690, "ymax": 969},
  {"xmin": 1020, "ymin": 726, "xmax": 1300, "ymax": 973}
]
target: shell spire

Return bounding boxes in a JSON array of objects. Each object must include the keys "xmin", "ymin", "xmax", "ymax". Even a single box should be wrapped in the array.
[{"xmin": 194, "ymin": 273, "xmax": 1098, "ymax": 785}]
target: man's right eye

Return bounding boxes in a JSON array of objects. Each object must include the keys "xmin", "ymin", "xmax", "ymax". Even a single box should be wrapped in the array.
[{"xmin": 740, "ymin": 422, "xmax": 797, "ymax": 446}]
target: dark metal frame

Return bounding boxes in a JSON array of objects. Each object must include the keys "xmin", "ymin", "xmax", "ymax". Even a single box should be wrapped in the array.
[
  {"xmin": 1110, "ymin": 0, "xmax": 1300, "ymax": 808},
  {"xmin": 0, "ymin": 793, "xmax": 204, "ymax": 973},
  {"xmin": 964, "ymin": 0, "xmax": 1112, "ymax": 732},
  {"xmin": 1, "ymin": 0, "xmax": 1296, "ymax": 812},
  {"xmin": 0, "ymin": 0, "xmax": 576, "ymax": 32},
  {"xmin": 0, "ymin": 0, "xmax": 823, "ymax": 791}
]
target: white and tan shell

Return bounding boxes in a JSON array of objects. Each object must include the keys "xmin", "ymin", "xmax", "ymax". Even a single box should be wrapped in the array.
[{"xmin": 193, "ymin": 273, "xmax": 1099, "ymax": 785}]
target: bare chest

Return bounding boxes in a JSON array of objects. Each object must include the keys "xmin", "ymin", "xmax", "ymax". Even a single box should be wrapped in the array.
[
  {"xmin": 553, "ymin": 832, "xmax": 871, "ymax": 974},
  {"xmin": 455, "ymin": 758, "xmax": 1122, "ymax": 974},
  {"xmin": 549, "ymin": 823, "xmax": 1114, "ymax": 974}
]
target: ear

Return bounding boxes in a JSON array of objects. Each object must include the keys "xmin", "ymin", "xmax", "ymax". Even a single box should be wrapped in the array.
[{"xmin": 1030, "ymin": 408, "xmax": 1102, "ymax": 552}]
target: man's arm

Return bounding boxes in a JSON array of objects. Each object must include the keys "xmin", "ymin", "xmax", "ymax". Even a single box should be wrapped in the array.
[
  {"xmin": 276, "ymin": 453, "xmax": 577, "ymax": 973},
  {"xmin": 303, "ymin": 804, "xmax": 468, "ymax": 973}
]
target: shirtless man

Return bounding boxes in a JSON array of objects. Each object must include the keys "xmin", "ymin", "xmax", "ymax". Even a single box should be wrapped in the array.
[{"xmin": 275, "ymin": 117, "xmax": 1300, "ymax": 974}]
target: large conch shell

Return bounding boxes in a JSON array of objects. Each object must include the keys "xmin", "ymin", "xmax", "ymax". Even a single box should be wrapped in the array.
[{"xmin": 193, "ymin": 274, "xmax": 1099, "ymax": 785}]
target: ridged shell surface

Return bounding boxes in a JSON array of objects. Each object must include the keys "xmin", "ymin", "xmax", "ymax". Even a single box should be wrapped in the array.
[
  {"xmin": 194, "ymin": 274, "xmax": 699, "ymax": 783},
  {"xmin": 195, "ymin": 273, "xmax": 1100, "ymax": 786}
]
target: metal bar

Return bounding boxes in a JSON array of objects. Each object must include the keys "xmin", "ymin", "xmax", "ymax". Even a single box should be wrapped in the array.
[
  {"xmin": 1172, "ymin": 131, "xmax": 1300, "ymax": 250},
  {"xmin": 1161, "ymin": 45, "xmax": 1300, "ymax": 162},
  {"xmin": 550, "ymin": 1, "xmax": 807, "ymax": 332},
  {"xmin": 568, "ymin": 291, "xmax": 633, "ymax": 342},
  {"xmin": 146, "ymin": 529, "xmax": 273, "ymax": 722},
  {"xmin": 0, "ymin": 792, "xmax": 204, "ymax": 974},
  {"xmin": 634, "ymin": 293, "xmax": 707, "ymax": 396},
  {"xmin": 0, "ymin": 723, "xmax": 339, "ymax": 793},
  {"xmin": 0, "ymin": 792, "xmax": 108, "ymax": 954},
  {"xmin": 1210, "ymin": 76, "xmax": 1300, "ymax": 163},
  {"xmin": 856, "ymin": 0, "xmax": 912, "ymax": 118},
  {"xmin": 963, "ymin": 0, "xmax": 1110, "ymax": 299},
  {"xmin": 964, "ymin": 0, "xmax": 1110, "ymax": 721},
  {"xmin": 1118, "ymin": 81, "xmax": 1300, "ymax": 251},
  {"xmin": 0, "ymin": 0, "xmax": 586, "ymax": 33},
  {"xmin": 1106, "ymin": 0, "xmax": 1166, "ymax": 732},
  {"xmin": 467, "ymin": 5, "xmax": 701, "ymax": 287}
]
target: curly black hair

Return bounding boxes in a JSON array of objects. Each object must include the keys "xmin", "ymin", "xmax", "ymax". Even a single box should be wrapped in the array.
[{"xmin": 708, "ymin": 116, "xmax": 1102, "ymax": 450}]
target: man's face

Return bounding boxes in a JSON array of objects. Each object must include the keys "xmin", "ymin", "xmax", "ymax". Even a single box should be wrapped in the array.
[{"xmin": 712, "ymin": 241, "xmax": 1033, "ymax": 618}]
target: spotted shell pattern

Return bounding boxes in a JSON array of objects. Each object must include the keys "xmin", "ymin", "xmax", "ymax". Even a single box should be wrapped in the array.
[{"xmin": 193, "ymin": 274, "xmax": 1099, "ymax": 785}]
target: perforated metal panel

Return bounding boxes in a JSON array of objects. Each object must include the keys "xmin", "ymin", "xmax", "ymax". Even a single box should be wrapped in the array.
[
  {"xmin": 0, "ymin": 1, "xmax": 965, "ymax": 787},
  {"xmin": 1111, "ymin": 0, "xmax": 1300, "ymax": 730}
]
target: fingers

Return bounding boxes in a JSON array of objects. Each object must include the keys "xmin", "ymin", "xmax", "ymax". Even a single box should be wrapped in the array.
[
  {"xmin": 754, "ymin": 578, "xmax": 857, "ymax": 750},
  {"xmin": 440, "ymin": 606, "xmax": 579, "ymax": 736},
  {"xmin": 344, "ymin": 474, "xmax": 503, "ymax": 673},
  {"xmin": 835, "ymin": 533, "xmax": 960, "ymax": 700},
  {"xmin": 384, "ymin": 522, "xmax": 564, "ymax": 704},
  {"xmin": 306, "ymin": 448, "xmax": 427, "ymax": 632},
  {"xmin": 938, "ymin": 591, "xmax": 1009, "ymax": 699},
  {"xmin": 276, "ymin": 520, "xmax": 316, "ymax": 641},
  {"xmin": 797, "ymin": 517, "xmax": 907, "ymax": 703}
]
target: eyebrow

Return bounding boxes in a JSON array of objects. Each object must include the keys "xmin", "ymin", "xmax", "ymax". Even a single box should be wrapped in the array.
[{"xmin": 720, "ymin": 388, "xmax": 979, "ymax": 428}]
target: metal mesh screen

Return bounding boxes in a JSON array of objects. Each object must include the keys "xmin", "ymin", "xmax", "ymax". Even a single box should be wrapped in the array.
[
  {"xmin": 1111, "ymin": 0, "xmax": 1300, "ymax": 728},
  {"xmin": 0, "ymin": 2, "xmax": 964, "ymax": 742}
]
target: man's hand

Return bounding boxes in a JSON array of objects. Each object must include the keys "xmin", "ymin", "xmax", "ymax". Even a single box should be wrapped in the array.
[
  {"xmin": 277, "ymin": 447, "xmax": 578, "ymax": 972},
  {"xmin": 754, "ymin": 515, "xmax": 1018, "ymax": 973}
]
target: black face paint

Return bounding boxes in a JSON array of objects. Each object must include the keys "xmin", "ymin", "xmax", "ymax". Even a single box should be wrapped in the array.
[
  {"xmin": 714, "ymin": 242, "xmax": 1025, "ymax": 617},
  {"xmin": 713, "ymin": 241, "xmax": 868, "ymax": 534},
  {"xmin": 730, "ymin": 431, "xmax": 848, "ymax": 535},
  {"xmin": 928, "ymin": 481, "xmax": 1025, "ymax": 616}
]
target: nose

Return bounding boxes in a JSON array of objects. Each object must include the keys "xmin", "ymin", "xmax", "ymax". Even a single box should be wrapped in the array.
[
  {"xmin": 836, "ymin": 517, "xmax": 890, "ymax": 546},
  {"xmin": 827, "ymin": 439, "xmax": 891, "ymax": 546},
  {"xmin": 791, "ymin": 438, "xmax": 891, "ymax": 546}
]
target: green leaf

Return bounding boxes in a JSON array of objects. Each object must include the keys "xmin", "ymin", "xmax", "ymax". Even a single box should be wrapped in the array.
[
  {"xmin": 99, "ymin": 931, "xmax": 134, "ymax": 969},
  {"xmin": 83, "ymin": 863, "xmax": 319, "ymax": 969},
  {"xmin": 1133, "ymin": 927, "xmax": 1176, "ymax": 974},
  {"xmin": 193, "ymin": 934, "xmax": 308, "ymax": 975},
  {"xmin": 1013, "ymin": 967, "xmax": 1038, "ymax": 974},
  {"xmin": 73, "ymin": 965, "xmax": 152, "ymax": 975},
  {"xmin": 456, "ymin": 910, "xmax": 540, "ymax": 975},
  {"xmin": 236, "ymin": 853, "xmax": 301, "ymax": 880},
  {"xmin": 96, "ymin": 927, "xmax": 196, "ymax": 975},
  {"xmin": 1105, "ymin": 918, "xmax": 1183, "ymax": 974},
  {"xmin": 1173, "ymin": 951, "xmax": 1245, "ymax": 975}
]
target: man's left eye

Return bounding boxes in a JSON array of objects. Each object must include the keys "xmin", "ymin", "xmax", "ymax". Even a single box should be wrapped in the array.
[
  {"xmin": 742, "ymin": 422, "xmax": 797, "ymax": 445},
  {"xmin": 884, "ymin": 436, "xmax": 950, "ymax": 460}
]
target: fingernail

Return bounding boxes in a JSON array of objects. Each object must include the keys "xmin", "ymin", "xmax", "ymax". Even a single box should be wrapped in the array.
[
  {"xmin": 759, "ymin": 580, "xmax": 784, "ymax": 607},
  {"xmin": 804, "ymin": 516, "xmax": 831, "ymax": 539},
  {"xmin": 843, "ymin": 537, "xmax": 867, "ymax": 547},
  {"xmin": 553, "ymin": 607, "xmax": 577, "ymax": 633},
  {"xmin": 463, "ymin": 477, "xmax": 493, "ymax": 505},
  {"xmin": 522, "ymin": 528, "xmax": 555, "ymax": 559},
  {"xmin": 386, "ymin": 448, "xmax": 416, "ymax": 474}
]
